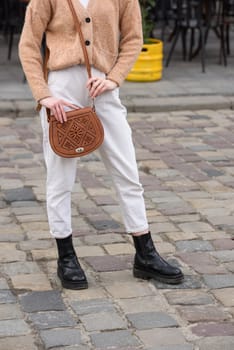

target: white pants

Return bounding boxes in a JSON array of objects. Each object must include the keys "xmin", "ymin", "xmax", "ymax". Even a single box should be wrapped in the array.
[{"xmin": 40, "ymin": 65, "xmax": 149, "ymax": 238}]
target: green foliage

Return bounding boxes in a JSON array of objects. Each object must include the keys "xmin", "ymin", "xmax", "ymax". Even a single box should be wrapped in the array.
[{"xmin": 139, "ymin": 0, "xmax": 156, "ymax": 43}]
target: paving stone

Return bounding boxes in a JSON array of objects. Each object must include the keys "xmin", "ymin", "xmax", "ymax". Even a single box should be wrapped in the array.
[
  {"xmin": 211, "ymin": 250, "xmax": 234, "ymax": 262},
  {"xmin": 80, "ymin": 311, "xmax": 127, "ymax": 331},
  {"xmin": 0, "ymin": 290, "xmax": 16, "ymax": 304},
  {"xmin": 88, "ymin": 219, "xmax": 120, "ymax": 230},
  {"xmin": 157, "ymin": 204, "xmax": 196, "ymax": 216},
  {"xmin": 0, "ymin": 304, "xmax": 23, "ymax": 320},
  {"xmin": 175, "ymin": 240, "xmax": 213, "ymax": 252},
  {"xmin": 196, "ymin": 336, "xmax": 234, "ymax": 350},
  {"xmin": 19, "ymin": 239, "xmax": 53, "ymax": 251},
  {"xmin": 0, "ymin": 231, "xmax": 25, "ymax": 242},
  {"xmin": 225, "ymin": 262, "xmax": 234, "ymax": 273},
  {"xmin": 11, "ymin": 206, "xmax": 44, "ymax": 215},
  {"xmin": 76, "ymin": 245, "xmax": 105, "ymax": 257},
  {"xmin": 64, "ymin": 284, "xmax": 106, "ymax": 301},
  {"xmin": 165, "ymin": 290, "xmax": 214, "ymax": 305},
  {"xmin": 198, "ymin": 230, "xmax": 232, "ymax": 241},
  {"xmin": 50, "ymin": 347, "xmax": 90, "ymax": 350},
  {"xmin": 136, "ymin": 328, "xmax": 186, "ymax": 348},
  {"xmin": 148, "ymin": 345, "xmax": 194, "ymax": 350},
  {"xmin": 70, "ymin": 299, "xmax": 115, "ymax": 315},
  {"xmin": 126, "ymin": 312, "xmax": 178, "ymax": 329},
  {"xmin": 0, "ymin": 223, "xmax": 23, "ymax": 235},
  {"xmin": 0, "ymin": 319, "xmax": 30, "ymax": 337},
  {"xmin": 11, "ymin": 273, "xmax": 52, "ymax": 291},
  {"xmin": 98, "ymin": 270, "xmax": 136, "ymax": 284},
  {"xmin": 192, "ymin": 322, "xmax": 234, "ymax": 336},
  {"xmin": 10, "ymin": 200, "xmax": 40, "ymax": 208},
  {"xmin": 179, "ymin": 222, "xmax": 214, "ymax": 233},
  {"xmin": 22, "ymin": 221, "xmax": 50, "ymax": 232},
  {"xmin": 164, "ymin": 231, "xmax": 198, "ymax": 241},
  {"xmin": 177, "ymin": 252, "xmax": 227, "ymax": 274},
  {"xmin": 20, "ymin": 291, "xmax": 66, "ymax": 312},
  {"xmin": 83, "ymin": 233, "xmax": 126, "ymax": 245},
  {"xmin": 0, "ymin": 261, "xmax": 41, "ymax": 276},
  {"xmin": 95, "ymin": 348, "xmax": 140, "ymax": 350},
  {"xmin": 90, "ymin": 330, "xmax": 140, "ymax": 348},
  {"xmin": 84, "ymin": 255, "xmax": 132, "ymax": 272},
  {"xmin": 211, "ymin": 239, "xmax": 234, "ymax": 250},
  {"xmin": 212, "ymin": 288, "xmax": 234, "ymax": 306},
  {"xmin": 29, "ymin": 311, "xmax": 76, "ymax": 329},
  {"xmin": 105, "ymin": 281, "xmax": 154, "ymax": 298},
  {"xmin": 153, "ymin": 242, "xmax": 176, "ymax": 254},
  {"xmin": 0, "ymin": 200, "xmax": 7, "ymax": 209},
  {"xmin": 3, "ymin": 187, "xmax": 36, "ymax": 202},
  {"xmin": 104, "ymin": 243, "xmax": 135, "ymax": 255},
  {"xmin": 203, "ymin": 274, "xmax": 234, "ymax": 289},
  {"xmin": 0, "ymin": 278, "xmax": 9, "ymax": 289},
  {"xmin": 152, "ymin": 275, "xmax": 202, "ymax": 289},
  {"xmin": 177, "ymin": 305, "xmax": 229, "ymax": 323},
  {"xmin": 146, "ymin": 222, "xmax": 178, "ymax": 233},
  {"xmin": 31, "ymin": 248, "xmax": 57, "ymax": 261},
  {"xmin": 40, "ymin": 328, "xmax": 82, "ymax": 349},
  {"xmin": 26, "ymin": 230, "xmax": 52, "ymax": 240},
  {"xmin": 206, "ymin": 215, "xmax": 234, "ymax": 226},
  {"xmin": 0, "ymin": 243, "xmax": 26, "ymax": 262},
  {"xmin": 116, "ymin": 295, "xmax": 168, "ymax": 314},
  {"xmin": 0, "ymin": 335, "xmax": 38, "ymax": 350}
]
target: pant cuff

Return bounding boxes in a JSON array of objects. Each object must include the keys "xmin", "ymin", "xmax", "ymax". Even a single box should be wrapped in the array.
[{"xmin": 126, "ymin": 225, "xmax": 149, "ymax": 235}]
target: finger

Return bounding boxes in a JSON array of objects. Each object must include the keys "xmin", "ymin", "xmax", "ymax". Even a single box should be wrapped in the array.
[
  {"xmin": 86, "ymin": 77, "xmax": 98, "ymax": 88},
  {"xmin": 93, "ymin": 81, "xmax": 106, "ymax": 97},
  {"xmin": 51, "ymin": 106, "xmax": 61, "ymax": 123},
  {"xmin": 62, "ymin": 101, "xmax": 78, "ymax": 110},
  {"xmin": 97, "ymin": 85, "xmax": 107, "ymax": 96},
  {"xmin": 59, "ymin": 104, "xmax": 67, "ymax": 122},
  {"xmin": 54, "ymin": 104, "xmax": 64, "ymax": 123},
  {"xmin": 90, "ymin": 80, "xmax": 103, "ymax": 97},
  {"xmin": 87, "ymin": 77, "xmax": 95, "ymax": 85}
]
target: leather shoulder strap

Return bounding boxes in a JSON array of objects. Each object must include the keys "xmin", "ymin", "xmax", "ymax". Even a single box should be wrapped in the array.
[
  {"xmin": 67, "ymin": 0, "xmax": 92, "ymax": 78},
  {"xmin": 43, "ymin": 0, "xmax": 92, "ymax": 81}
]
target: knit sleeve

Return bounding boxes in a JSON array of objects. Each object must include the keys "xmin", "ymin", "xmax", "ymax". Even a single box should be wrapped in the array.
[
  {"xmin": 18, "ymin": 0, "xmax": 52, "ymax": 102},
  {"xmin": 106, "ymin": 0, "xmax": 143, "ymax": 86}
]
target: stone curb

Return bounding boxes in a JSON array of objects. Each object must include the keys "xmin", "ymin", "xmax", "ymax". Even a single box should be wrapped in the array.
[
  {"xmin": 0, "ymin": 95, "xmax": 234, "ymax": 116},
  {"xmin": 124, "ymin": 95, "xmax": 234, "ymax": 113}
]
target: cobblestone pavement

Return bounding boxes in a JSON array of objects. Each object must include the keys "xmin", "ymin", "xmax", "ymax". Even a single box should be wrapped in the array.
[{"xmin": 0, "ymin": 108, "xmax": 234, "ymax": 350}]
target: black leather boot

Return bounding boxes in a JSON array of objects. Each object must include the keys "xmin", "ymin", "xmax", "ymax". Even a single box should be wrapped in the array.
[
  {"xmin": 56, "ymin": 235, "xmax": 88, "ymax": 290},
  {"xmin": 133, "ymin": 232, "xmax": 184, "ymax": 284}
]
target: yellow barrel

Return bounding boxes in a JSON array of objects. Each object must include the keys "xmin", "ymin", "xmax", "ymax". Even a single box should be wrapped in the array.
[{"xmin": 126, "ymin": 39, "xmax": 163, "ymax": 82}]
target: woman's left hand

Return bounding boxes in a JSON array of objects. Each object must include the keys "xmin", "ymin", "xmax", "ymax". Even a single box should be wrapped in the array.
[{"xmin": 86, "ymin": 77, "xmax": 117, "ymax": 98}]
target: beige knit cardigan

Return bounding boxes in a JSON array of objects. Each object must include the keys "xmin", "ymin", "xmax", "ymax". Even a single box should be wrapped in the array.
[{"xmin": 18, "ymin": 0, "xmax": 143, "ymax": 102}]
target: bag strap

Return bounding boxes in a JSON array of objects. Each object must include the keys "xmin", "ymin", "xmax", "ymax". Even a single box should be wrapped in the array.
[
  {"xmin": 43, "ymin": 0, "xmax": 94, "ymax": 120},
  {"xmin": 43, "ymin": 0, "xmax": 92, "ymax": 82},
  {"xmin": 67, "ymin": 0, "xmax": 92, "ymax": 79}
]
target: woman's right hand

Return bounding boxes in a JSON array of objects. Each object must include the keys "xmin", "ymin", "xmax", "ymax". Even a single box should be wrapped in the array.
[{"xmin": 39, "ymin": 96, "xmax": 78, "ymax": 123}]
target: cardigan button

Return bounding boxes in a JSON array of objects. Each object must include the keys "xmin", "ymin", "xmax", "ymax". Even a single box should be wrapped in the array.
[
  {"xmin": 85, "ymin": 40, "xmax": 90, "ymax": 46},
  {"xmin": 85, "ymin": 17, "xmax": 91, "ymax": 23}
]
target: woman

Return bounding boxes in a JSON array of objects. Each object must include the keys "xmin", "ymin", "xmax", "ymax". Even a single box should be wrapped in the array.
[{"xmin": 19, "ymin": 0, "xmax": 184, "ymax": 290}]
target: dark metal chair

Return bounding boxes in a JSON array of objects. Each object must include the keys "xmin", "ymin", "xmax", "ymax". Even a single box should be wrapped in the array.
[
  {"xmin": 166, "ymin": 0, "xmax": 207, "ymax": 72},
  {"xmin": 2, "ymin": 0, "xmax": 26, "ymax": 60},
  {"xmin": 154, "ymin": 0, "xmax": 179, "ymax": 41},
  {"xmin": 221, "ymin": 0, "xmax": 234, "ymax": 58},
  {"xmin": 204, "ymin": 0, "xmax": 234, "ymax": 66}
]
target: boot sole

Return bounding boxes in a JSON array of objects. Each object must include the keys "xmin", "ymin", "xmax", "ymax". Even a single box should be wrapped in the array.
[
  {"xmin": 133, "ymin": 267, "xmax": 184, "ymax": 285},
  {"xmin": 57, "ymin": 271, "xmax": 88, "ymax": 290}
]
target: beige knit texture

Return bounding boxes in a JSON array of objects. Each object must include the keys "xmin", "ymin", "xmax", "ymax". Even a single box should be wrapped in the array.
[{"xmin": 19, "ymin": 0, "xmax": 143, "ymax": 102}]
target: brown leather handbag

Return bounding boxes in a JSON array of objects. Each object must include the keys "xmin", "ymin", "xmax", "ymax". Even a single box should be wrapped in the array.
[{"xmin": 46, "ymin": 0, "xmax": 104, "ymax": 158}]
